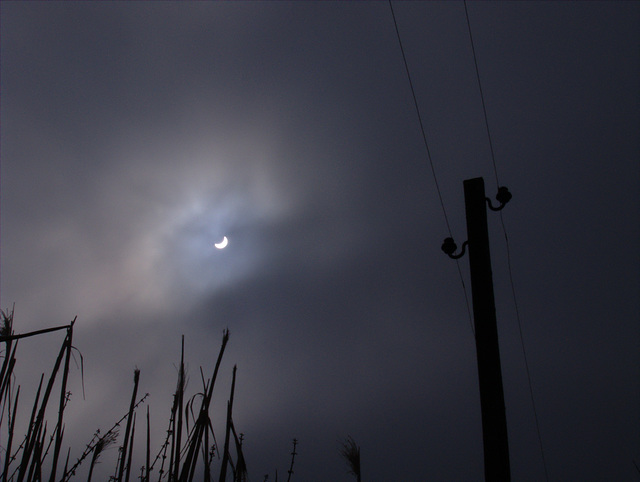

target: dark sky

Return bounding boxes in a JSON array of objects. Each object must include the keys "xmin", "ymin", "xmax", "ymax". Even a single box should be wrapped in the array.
[{"xmin": 1, "ymin": 1, "xmax": 639, "ymax": 480}]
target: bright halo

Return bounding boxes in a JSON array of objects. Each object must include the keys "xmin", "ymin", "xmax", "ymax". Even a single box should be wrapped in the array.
[{"xmin": 214, "ymin": 236, "xmax": 228, "ymax": 249}]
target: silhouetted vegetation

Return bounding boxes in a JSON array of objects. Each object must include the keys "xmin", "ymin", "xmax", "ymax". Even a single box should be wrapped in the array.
[
  {"xmin": 340, "ymin": 435, "xmax": 361, "ymax": 482},
  {"xmin": 0, "ymin": 308, "xmax": 274, "ymax": 481},
  {"xmin": 0, "ymin": 307, "xmax": 377, "ymax": 480}
]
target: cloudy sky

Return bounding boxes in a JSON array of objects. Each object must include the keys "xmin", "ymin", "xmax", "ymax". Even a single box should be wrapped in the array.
[{"xmin": 1, "ymin": 1, "xmax": 638, "ymax": 480}]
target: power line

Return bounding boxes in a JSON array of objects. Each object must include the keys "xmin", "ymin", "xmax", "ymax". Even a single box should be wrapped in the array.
[
  {"xmin": 463, "ymin": 2, "xmax": 549, "ymax": 479},
  {"xmin": 463, "ymin": 0, "xmax": 500, "ymax": 188},
  {"xmin": 388, "ymin": 0, "xmax": 451, "ymax": 236},
  {"xmin": 388, "ymin": 0, "xmax": 474, "ymax": 336},
  {"xmin": 499, "ymin": 214, "xmax": 549, "ymax": 482}
]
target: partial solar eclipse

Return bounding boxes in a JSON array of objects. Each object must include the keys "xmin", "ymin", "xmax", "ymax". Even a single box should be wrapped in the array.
[{"xmin": 214, "ymin": 236, "xmax": 228, "ymax": 249}]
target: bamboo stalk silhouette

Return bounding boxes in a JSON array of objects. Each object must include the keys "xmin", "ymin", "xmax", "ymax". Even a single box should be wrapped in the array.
[
  {"xmin": 218, "ymin": 364, "xmax": 237, "ymax": 482},
  {"xmin": 49, "ymin": 317, "xmax": 76, "ymax": 482},
  {"xmin": 179, "ymin": 329, "xmax": 229, "ymax": 481},
  {"xmin": 116, "ymin": 368, "xmax": 140, "ymax": 482}
]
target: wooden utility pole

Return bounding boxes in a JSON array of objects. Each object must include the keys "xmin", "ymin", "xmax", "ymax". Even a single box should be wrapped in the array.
[{"xmin": 442, "ymin": 177, "xmax": 512, "ymax": 481}]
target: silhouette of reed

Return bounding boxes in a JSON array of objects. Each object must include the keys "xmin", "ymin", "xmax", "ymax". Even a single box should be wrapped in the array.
[
  {"xmin": 340, "ymin": 435, "xmax": 361, "ymax": 482},
  {"xmin": 0, "ymin": 311, "xmax": 267, "ymax": 482}
]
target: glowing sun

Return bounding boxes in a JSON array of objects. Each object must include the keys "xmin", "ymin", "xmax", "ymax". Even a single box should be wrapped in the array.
[{"xmin": 214, "ymin": 236, "xmax": 228, "ymax": 249}]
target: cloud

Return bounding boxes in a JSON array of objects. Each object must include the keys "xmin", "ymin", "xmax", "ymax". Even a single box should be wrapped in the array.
[{"xmin": 2, "ymin": 2, "xmax": 639, "ymax": 480}]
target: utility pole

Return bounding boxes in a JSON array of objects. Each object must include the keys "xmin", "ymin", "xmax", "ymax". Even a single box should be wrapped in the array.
[{"xmin": 442, "ymin": 177, "xmax": 512, "ymax": 481}]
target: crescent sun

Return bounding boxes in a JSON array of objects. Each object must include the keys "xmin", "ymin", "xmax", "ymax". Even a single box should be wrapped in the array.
[{"xmin": 214, "ymin": 236, "xmax": 228, "ymax": 249}]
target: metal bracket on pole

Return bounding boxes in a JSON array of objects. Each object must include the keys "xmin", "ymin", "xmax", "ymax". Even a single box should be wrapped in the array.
[
  {"xmin": 441, "ymin": 177, "xmax": 512, "ymax": 481},
  {"xmin": 441, "ymin": 238, "xmax": 468, "ymax": 259},
  {"xmin": 441, "ymin": 186, "xmax": 511, "ymax": 256},
  {"xmin": 486, "ymin": 186, "xmax": 512, "ymax": 211}
]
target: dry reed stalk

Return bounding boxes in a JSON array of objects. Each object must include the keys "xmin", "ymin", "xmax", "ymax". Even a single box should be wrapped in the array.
[
  {"xmin": 0, "ymin": 308, "xmax": 16, "ymax": 413},
  {"xmin": 0, "ymin": 348, "xmax": 17, "ymax": 419},
  {"xmin": 3, "ymin": 319, "xmax": 267, "ymax": 482},
  {"xmin": 166, "ymin": 389, "xmax": 179, "ymax": 480},
  {"xmin": 87, "ymin": 429, "xmax": 118, "ymax": 482},
  {"xmin": 19, "ymin": 330, "xmax": 70, "ymax": 482},
  {"xmin": 62, "ymin": 393, "xmax": 149, "ymax": 480},
  {"xmin": 61, "ymin": 430, "xmax": 102, "ymax": 480},
  {"xmin": 178, "ymin": 329, "xmax": 229, "ymax": 482},
  {"xmin": 218, "ymin": 365, "xmax": 237, "ymax": 482},
  {"xmin": 231, "ymin": 421, "xmax": 247, "ymax": 482},
  {"xmin": 26, "ymin": 421, "xmax": 46, "ymax": 482},
  {"xmin": 228, "ymin": 453, "xmax": 237, "ymax": 481},
  {"xmin": 124, "ymin": 412, "xmax": 137, "ymax": 482},
  {"xmin": 40, "ymin": 421, "xmax": 64, "ymax": 471},
  {"xmin": 2, "ymin": 386, "xmax": 20, "ymax": 482},
  {"xmin": 6, "ymin": 375, "xmax": 43, "ymax": 482},
  {"xmin": 153, "ymin": 402, "xmax": 174, "ymax": 480},
  {"xmin": 340, "ymin": 436, "xmax": 361, "ymax": 482},
  {"xmin": 145, "ymin": 406, "xmax": 150, "ymax": 482},
  {"xmin": 0, "ymin": 314, "xmax": 81, "ymax": 482},
  {"xmin": 0, "ymin": 324, "xmax": 72, "ymax": 343},
  {"xmin": 62, "ymin": 447, "xmax": 70, "ymax": 480},
  {"xmin": 172, "ymin": 336, "xmax": 186, "ymax": 481},
  {"xmin": 116, "ymin": 368, "xmax": 140, "ymax": 482},
  {"xmin": 203, "ymin": 414, "xmax": 211, "ymax": 482},
  {"xmin": 286, "ymin": 438, "xmax": 298, "ymax": 482},
  {"xmin": 49, "ymin": 318, "xmax": 76, "ymax": 482},
  {"xmin": 31, "ymin": 439, "xmax": 43, "ymax": 481}
]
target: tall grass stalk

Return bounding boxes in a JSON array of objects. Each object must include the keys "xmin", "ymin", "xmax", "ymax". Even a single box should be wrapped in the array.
[
  {"xmin": 154, "ymin": 401, "xmax": 174, "ymax": 480},
  {"xmin": 26, "ymin": 420, "xmax": 46, "ymax": 482},
  {"xmin": 86, "ymin": 429, "xmax": 118, "ymax": 482},
  {"xmin": 2, "ymin": 318, "xmax": 298, "ymax": 482},
  {"xmin": 286, "ymin": 438, "xmax": 298, "ymax": 482},
  {"xmin": 62, "ymin": 447, "xmax": 71, "ymax": 480},
  {"xmin": 231, "ymin": 421, "xmax": 247, "ymax": 482},
  {"xmin": 3, "ymin": 386, "xmax": 20, "ymax": 482},
  {"xmin": 340, "ymin": 436, "xmax": 361, "ymax": 482},
  {"xmin": 166, "ymin": 384, "xmax": 179, "ymax": 480},
  {"xmin": 0, "ymin": 325, "xmax": 72, "ymax": 344},
  {"xmin": 49, "ymin": 318, "xmax": 75, "ymax": 482},
  {"xmin": 0, "ymin": 308, "xmax": 17, "ymax": 419},
  {"xmin": 172, "ymin": 336, "xmax": 186, "ymax": 481},
  {"xmin": 145, "ymin": 406, "xmax": 150, "ymax": 482},
  {"xmin": 7, "ymin": 375, "xmax": 43, "ymax": 481},
  {"xmin": 0, "ymin": 347, "xmax": 17, "ymax": 423},
  {"xmin": 63, "ymin": 393, "xmax": 148, "ymax": 481},
  {"xmin": 203, "ymin": 412, "xmax": 211, "ymax": 482},
  {"xmin": 218, "ymin": 365, "xmax": 237, "ymax": 482},
  {"xmin": 17, "ymin": 328, "xmax": 70, "ymax": 482},
  {"xmin": 124, "ymin": 412, "xmax": 137, "ymax": 482},
  {"xmin": 178, "ymin": 329, "xmax": 229, "ymax": 482},
  {"xmin": 116, "ymin": 368, "xmax": 140, "ymax": 482}
]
